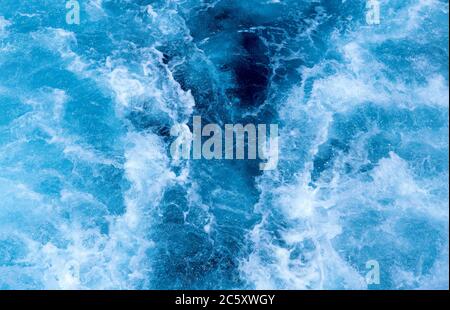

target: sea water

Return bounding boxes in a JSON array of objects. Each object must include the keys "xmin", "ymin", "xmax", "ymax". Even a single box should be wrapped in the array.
[{"xmin": 0, "ymin": 0, "xmax": 448, "ymax": 289}]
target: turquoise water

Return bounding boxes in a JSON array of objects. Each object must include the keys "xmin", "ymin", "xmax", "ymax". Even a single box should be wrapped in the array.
[{"xmin": 0, "ymin": 0, "xmax": 448, "ymax": 289}]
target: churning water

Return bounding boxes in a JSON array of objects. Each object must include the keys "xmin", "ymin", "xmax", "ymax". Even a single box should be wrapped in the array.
[{"xmin": 0, "ymin": 0, "xmax": 448, "ymax": 289}]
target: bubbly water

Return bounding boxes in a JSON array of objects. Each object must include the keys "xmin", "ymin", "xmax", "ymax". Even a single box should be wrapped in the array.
[{"xmin": 0, "ymin": 0, "xmax": 448, "ymax": 289}]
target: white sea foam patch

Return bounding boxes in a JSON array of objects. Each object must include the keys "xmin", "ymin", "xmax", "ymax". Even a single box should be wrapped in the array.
[
  {"xmin": 5, "ymin": 15, "xmax": 192, "ymax": 287},
  {"xmin": 27, "ymin": 131, "xmax": 173, "ymax": 289},
  {"xmin": 241, "ymin": 0, "xmax": 448, "ymax": 288},
  {"xmin": 123, "ymin": 131, "xmax": 175, "ymax": 210},
  {"xmin": 0, "ymin": 16, "xmax": 11, "ymax": 38},
  {"xmin": 0, "ymin": 131, "xmax": 175, "ymax": 289},
  {"xmin": 306, "ymin": 39, "xmax": 441, "ymax": 113},
  {"xmin": 4, "ymin": 87, "xmax": 118, "ymax": 168},
  {"xmin": 415, "ymin": 75, "xmax": 449, "ymax": 108},
  {"xmin": 325, "ymin": 147, "xmax": 448, "ymax": 221},
  {"xmin": 86, "ymin": 0, "xmax": 106, "ymax": 21},
  {"xmin": 316, "ymin": 0, "xmax": 449, "ymax": 112},
  {"xmin": 1, "ymin": 88, "xmax": 67, "ymax": 168},
  {"xmin": 292, "ymin": 42, "xmax": 386, "ymax": 115},
  {"xmin": 398, "ymin": 0, "xmax": 448, "ymax": 36},
  {"xmin": 239, "ymin": 68, "xmax": 354, "ymax": 289},
  {"xmin": 27, "ymin": 2, "xmax": 196, "ymax": 123},
  {"xmin": 355, "ymin": 0, "xmax": 448, "ymax": 43},
  {"xmin": 36, "ymin": 31, "xmax": 194, "ymax": 123},
  {"xmin": 109, "ymin": 67, "xmax": 147, "ymax": 109},
  {"xmin": 240, "ymin": 169, "xmax": 368, "ymax": 289},
  {"xmin": 243, "ymin": 144, "xmax": 447, "ymax": 289},
  {"xmin": 106, "ymin": 50, "xmax": 195, "ymax": 123},
  {"xmin": 239, "ymin": 86, "xmax": 360, "ymax": 289},
  {"xmin": 48, "ymin": 109, "xmax": 176, "ymax": 288},
  {"xmin": 416, "ymin": 246, "xmax": 449, "ymax": 289},
  {"xmin": 28, "ymin": 9, "xmax": 195, "ymax": 125},
  {"xmin": 31, "ymin": 28, "xmax": 91, "ymax": 75},
  {"xmin": 329, "ymin": 152, "xmax": 448, "ymax": 289},
  {"xmin": 0, "ymin": 178, "xmax": 85, "ymax": 289},
  {"xmin": 0, "ymin": 89, "xmax": 112, "ymax": 288},
  {"xmin": 0, "ymin": 87, "xmax": 145, "ymax": 288},
  {"xmin": 87, "ymin": 131, "xmax": 177, "ymax": 288}
]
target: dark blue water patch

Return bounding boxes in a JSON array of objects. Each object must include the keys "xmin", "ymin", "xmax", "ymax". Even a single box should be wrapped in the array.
[
  {"xmin": 177, "ymin": 3, "xmax": 284, "ymax": 111},
  {"xmin": 149, "ymin": 222, "xmax": 240, "ymax": 289},
  {"xmin": 159, "ymin": 184, "xmax": 190, "ymax": 217},
  {"xmin": 146, "ymin": 157, "xmax": 262, "ymax": 289},
  {"xmin": 183, "ymin": 1, "xmax": 249, "ymax": 40},
  {"xmin": 127, "ymin": 109, "xmax": 174, "ymax": 137},
  {"xmin": 177, "ymin": 0, "xmax": 365, "ymax": 118},
  {"xmin": 148, "ymin": 180, "xmax": 228, "ymax": 289},
  {"xmin": 230, "ymin": 32, "xmax": 271, "ymax": 108},
  {"xmin": 156, "ymin": 45, "xmax": 232, "ymax": 124}
]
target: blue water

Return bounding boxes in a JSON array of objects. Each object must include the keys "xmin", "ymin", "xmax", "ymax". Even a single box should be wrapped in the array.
[{"xmin": 0, "ymin": 0, "xmax": 448, "ymax": 289}]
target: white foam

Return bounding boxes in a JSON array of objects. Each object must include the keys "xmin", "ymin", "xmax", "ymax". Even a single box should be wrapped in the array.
[
  {"xmin": 0, "ymin": 16, "xmax": 11, "ymax": 38},
  {"xmin": 108, "ymin": 67, "xmax": 147, "ymax": 109},
  {"xmin": 86, "ymin": 0, "xmax": 106, "ymax": 21},
  {"xmin": 241, "ymin": 0, "xmax": 448, "ymax": 289},
  {"xmin": 415, "ymin": 75, "xmax": 449, "ymax": 108}
]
